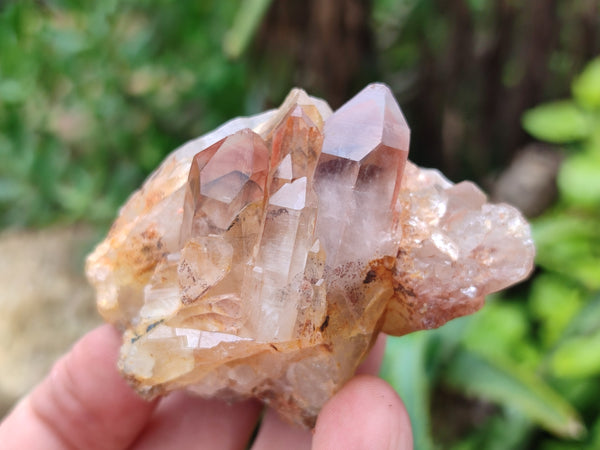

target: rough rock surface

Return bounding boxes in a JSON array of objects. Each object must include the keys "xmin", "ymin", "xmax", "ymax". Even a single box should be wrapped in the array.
[{"xmin": 86, "ymin": 84, "xmax": 535, "ymax": 427}]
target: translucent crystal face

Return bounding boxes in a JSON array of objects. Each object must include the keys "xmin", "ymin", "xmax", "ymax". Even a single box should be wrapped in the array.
[
  {"xmin": 86, "ymin": 83, "xmax": 535, "ymax": 427},
  {"xmin": 314, "ymin": 84, "xmax": 410, "ymax": 267}
]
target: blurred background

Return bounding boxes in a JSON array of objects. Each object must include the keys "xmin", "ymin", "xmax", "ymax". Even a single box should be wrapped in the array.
[{"xmin": 1, "ymin": 0, "xmax": 599, "ymax": 448}]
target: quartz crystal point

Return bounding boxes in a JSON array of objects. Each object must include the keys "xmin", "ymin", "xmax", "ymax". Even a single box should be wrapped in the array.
[{"xmin": 86, "ymin": 83, "xmax": 535, "ymax": 427}]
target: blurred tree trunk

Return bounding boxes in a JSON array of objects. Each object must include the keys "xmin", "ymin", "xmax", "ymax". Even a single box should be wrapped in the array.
[
  {"xmin": 501, "ymin": 0, "xmax": 559, "ymax": 166},
  {"xmin": 478, "ymin": 0, "xmax": 519, "ymax": 174},
  {"xmin": 409, "ymin": 0, "xmax": 476, "ymax": 174},
  {"xmin": 404, "ymin": 0, "xmax": 599, "ymax": 180},
  {"xmin": 252, "ymin": 0, "xmax": 600, "ymax": 181},
  {"xmin": 255, "ymin": 0, "xmax": 374, "ymax": 108},
  {"xmin": 579, "ymin": 0, "xmax": 599, "ymax": 61}
]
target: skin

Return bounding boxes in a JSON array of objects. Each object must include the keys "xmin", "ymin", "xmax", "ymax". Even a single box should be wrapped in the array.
[{"xmin": 0, "ymin": 325, "xmax": 412, "ymax": 449}]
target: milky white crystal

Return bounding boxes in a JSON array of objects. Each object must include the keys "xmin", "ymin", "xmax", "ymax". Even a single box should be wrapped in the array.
[{"xmin": 86, "ymin": 84, "xmax": 535, "ymax": 427}]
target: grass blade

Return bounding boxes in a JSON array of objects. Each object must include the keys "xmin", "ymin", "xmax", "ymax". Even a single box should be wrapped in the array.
[
  {"xmin": 223, "ymin": 0, "xmax": 273, "ymax": 59},
  {"xmin": 444, "ymin": 350, "xmax": 585, "ymax": 439},
  {"xmin": 381, "ymin": 333, "xmax": 436, "ymax": 450}
]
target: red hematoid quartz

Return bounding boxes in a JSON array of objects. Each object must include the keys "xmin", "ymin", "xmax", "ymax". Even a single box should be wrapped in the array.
[{"xmin": 86, "ymin": 84, "xmax": 535, "ymax": 427}]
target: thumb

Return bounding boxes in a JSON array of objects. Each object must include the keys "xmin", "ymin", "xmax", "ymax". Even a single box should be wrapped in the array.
[
  {"xmin": 313, "ymin": 375, "xmax": 413, "ymax": 450},
  {"xmin": 0, "ymin": 324, "xmax": 157, "ymax": 450}
]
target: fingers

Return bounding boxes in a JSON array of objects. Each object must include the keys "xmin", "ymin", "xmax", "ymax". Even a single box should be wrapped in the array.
[
  {"xmin": 313, "ymin": 375, "xmax": 413, "ymax": 450},
  {"xmin": 0, "ymin": 327, "xmax": 406, "ymax": 450},
  {"xmin": 251, "ymin": 332, "xmax": 391, "ymax": 450},
  {"xmin": 0, "ymin": 324, "xmax": 158, "ymax": 450},
  {"xmin": 131, "ymin": 391, "xmax": 261, "ymax": 450}
]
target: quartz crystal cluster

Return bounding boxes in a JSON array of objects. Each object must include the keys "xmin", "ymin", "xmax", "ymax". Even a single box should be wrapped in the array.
[{"xmin": 86, "ymin": 84, "xmax": 535, "ymax": 427}]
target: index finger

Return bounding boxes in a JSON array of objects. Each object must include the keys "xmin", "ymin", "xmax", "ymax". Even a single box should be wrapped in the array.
[{"xmin": 0, "ymin": 325, "xmax": 157, "ymax": 450}]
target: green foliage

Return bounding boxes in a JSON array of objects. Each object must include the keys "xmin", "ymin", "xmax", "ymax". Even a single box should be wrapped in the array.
[
  {"xmin": 223, "ymin": 0, "xmax": 273, "ymax": 59},
  {"xmin": 381, "ymin": 332, "xmax": 436, "ymax": 450},
  {"xmin": 548, "ymin": 293, "xmax": 600, "ymax": 380},
  {"xmin": 529, "ymin": 275, "xmax": 584, "ymax": 347},
  {"xmin": 558, "ymin": 153, "xmax": 600, "ymax": 207},
  {"xmin": 533, "ymin": 214, "xmax": 600, "ymax": 289},
  {"xmin": 522, "ymin": 101, "xmax": 592, "ymax": 144},
  {"xmin": 0, "ymin": 0, "xmax": 254, "ymax": 228},
  {"xmin": 445, "ymin": 350, "xmax": 584, "ymax": 439},
  {"xmin": 551, "ymin": 331, "xmax": 600, "ymax": 378},
  {"xmin": 572, "ymin": 58, "xmax": 600, "ymax": 110},
  {"xmin": 382, "ymin": 57, "xmax": 600, "ymax": 449},
  {"xmin": 523, "ymin": 58, "xmax": 600, "ymax": 210}
]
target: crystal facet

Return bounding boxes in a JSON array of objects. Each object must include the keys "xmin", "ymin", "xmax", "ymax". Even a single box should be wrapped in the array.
[{"xmin": 86, "ymin": 83, "xmax": 535, "ymax": 427}]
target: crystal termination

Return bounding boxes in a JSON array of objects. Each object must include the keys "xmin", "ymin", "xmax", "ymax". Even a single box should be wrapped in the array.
[{"xmin": 86, "ymin": 84, "xmax": 535, "ymax": 427}]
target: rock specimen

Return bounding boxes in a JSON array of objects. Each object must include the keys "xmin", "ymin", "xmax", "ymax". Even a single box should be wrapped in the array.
[{"xmin": 86, "ymin": 84, "xmax": 535, "ymax": 427}]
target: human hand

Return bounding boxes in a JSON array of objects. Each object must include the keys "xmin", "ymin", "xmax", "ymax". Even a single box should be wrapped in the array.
[{"xmin": 0, "ymin": 325, "xmax": 412, "ymax": 449}]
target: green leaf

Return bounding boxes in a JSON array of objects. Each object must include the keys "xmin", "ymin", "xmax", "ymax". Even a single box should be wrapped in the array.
[
  {"xmin": 55, "ymin": 167, "xmax": 96, "ymax": 217},
  {"xmin": 529, "ymin": 275, "xmax": 584, "ymax": 346},
  {"xmin": 533, "ymin": 214, "xmax": 600, "ymax": 289},
  {"xmin": 0, "ymin": 177, "xmax": 26, "ymax": 203},
  {"xmin": 558, "ymin": 153, "xmax": 600, "ymax": 207},
  {"xmin": 223, "ymin": 0, "xmax": 273, "ymax": 59},
  {"xmin": 572, "ymin": 57, "xmax": 600, "ymax": 110},
  {"xmin": 591, "ymin": 419, "xmax": 600, "ymax": 449},
  {"xmin": 543, "ymin": 293, "xmax": 600, "ymax": 380},
  {"xmin": 444, "ymin": 350, "xmax": 585, "ymax": 439},
  {"xmin": 559, "ymin": 292, "xmax": 600, "ymax": 340},
  {"xmin": 522, "ymin": 101, "xmax": 591, "ymax": 143},
  {"xmin": 43, "ymin": 27, "xmax": 90, "ymax": 56},
  {"xmin": 543, "ymin": 414, "xmax": 600, "ymax": 449},
  {"xmin": 462, "ymin": 301, "xmax": 538, "ymax": 366},
  {"xmin": 0, "ymin": 79, "xmax": 27, "ymax": 103},
  {"xmin": 381, "ymin": 333, "xmax": 435, "ymax": 450},
  {"xmin": 551, "ymin": 330, "xmax": 600, "ymax": 378}
]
